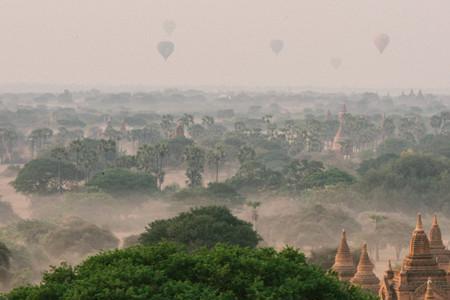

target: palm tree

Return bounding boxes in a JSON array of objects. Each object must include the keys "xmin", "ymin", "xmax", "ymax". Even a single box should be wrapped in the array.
[
  {"xmin": 68, "ymin": 139, "xmax": 84, "ymax": 169},
  {"xmin": 207, "ymin": 145, "xmax": 225, "ymax": 182},
  {"xmin": 0, "ymin": 241, "xmax": 11, "ymax": 281},
  {"xmin": 80, "ymin": 149, "xmax": 98, "ymax": 183},
  {"xmin": 179, "ymin": 114, "xmax": 194, "ymax": 128},
  {"xmin": 201, "ymin": 116, "xmax": 215, "ymax": 128},
  {"xmin": 183, "ymin": 145, "xmax": 206, "ymax": 187},
  {"xmin": 160, "ymin": 114, "xmax": 175, "ymax": 138},
  {"xmin": 154, "ymin": 143, "xmax": 169, "ymax": 190},
  {"xmin": 0, "ymin": 129, "xmax": 18, "ymax": 163},
  {"xmin": 28, "ymin": 128, "xmax": 53, "ymax": 158},
  {"xmin": 137, "ymin": 143, "xmax": 168, "ymax": 190},
  {"xmin": 98, "ymin": 139, "xmax": 117, "ymax": 166},
  {"xmin": 51, "ymin": 147, "xmax": 69, "ymax": 193}
]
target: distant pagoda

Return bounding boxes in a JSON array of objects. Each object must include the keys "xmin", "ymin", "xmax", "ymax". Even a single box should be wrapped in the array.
[
  {"xmin": 332, "ymin": 230, "xmax": 355, "ymax": 281},
  {"xmin": 350, "ymin": 243, "xmax": 380, "ymax": 294},
  {"xmin": 331, "ymin": 104, "xmax": 348, "ymax": 154}
]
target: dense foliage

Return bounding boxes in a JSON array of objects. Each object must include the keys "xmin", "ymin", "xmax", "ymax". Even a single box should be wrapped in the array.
[
  {"xmin": 139, "ymin": 206, "xmax": 260, "ymax": 249},
  {"xmin": 12, "ymin": 159, "xmax": 82, "ymax": 195},
  {"xmin": 4, "ymin": 243, "xmax": 376, "ymax": 300},
  {"xmin": 87, "ymin": 168, "xmax": 157, "ymax": 194}
]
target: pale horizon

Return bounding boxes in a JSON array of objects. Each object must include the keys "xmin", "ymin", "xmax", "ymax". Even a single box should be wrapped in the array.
[{"xmin": 1, "ymin": 0, "xmax": 449, "ymax": 91}]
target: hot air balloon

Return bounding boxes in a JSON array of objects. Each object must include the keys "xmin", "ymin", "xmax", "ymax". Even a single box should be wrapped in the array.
[
  {"xmin": 157, "ymin": 41, "xmax": 175, "ymax": 61},
  {"xmin": 163, "ymin": 20, "xmax": 176, "ymax": 36},
  {"xmin": 270, "ymin": 39, "xmax": 284, "ymax": 55},
  {"xmin": 330, "ymin": 57, "xmax": 342, "ymax": 69},
  {"xmin": 374, "ymin": 33, "xmax": 390, "ymax": 54}
]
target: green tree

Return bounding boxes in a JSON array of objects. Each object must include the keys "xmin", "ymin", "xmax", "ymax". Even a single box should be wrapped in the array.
[
  {"xmin": 12, "ymin": 158, "xmax": 82, "ymax": 195},
  {"xmin": 179, "ymin": 113, "xmax": 194, "ymax": 128},
  {"xmin": 5, "ymin": 243, "xmax": 376, "ymax": 299},
  {"xmin": 87, "ymin": 168, "xmax": 157, "ymax": 194},
  {"xmin": 139, "ymin": 206, "xmax": 260, "ymax": 249},
  {"xmin": 28, "ymin": 128, "xmax": 53, "ymax": 158},
  {"xmin": 136, "ymin": 143, "xmax": 168, "ymax": 190},
  {"xmin": 207, "ymin": 145, "xmax": 225, "ymax": 182},
  {"xmin": 238, "ymin": 145, "xmax": 256, "ymax": 165},
  {"xmin": 201, "ymin": 115, "xmax": 215, "ymax": 128},
  {"xmin": 377, "ymin": 138, "xmax": 411, "ymax": 155},
  {"xmin": 184, "ymin": 145, "xmax": 206, "ymax": 187},
  {"xmin": 0, "ymin": 128, "xmax": 18, "ymax": 163},
  {"xmin": 50, "ymin": 147, "xmax": 69, "ymax": 193},
  {"xmin": 279, "ymin": 160, "xmax": 355, "ymax": 193},
  {"xmin": 160, "ymin": 114, "xmax": 175, "ymax": 138},
  {"xmin": 0, "ymin": 241, "xmax": 11, "ymax": 281},
  {"xmin": 381, "ymin": 116, "xmax": 396, "ymax": 141},
  {"xmin": 430, "ymin": 114, "xmax": 443, "ymax": 134}
]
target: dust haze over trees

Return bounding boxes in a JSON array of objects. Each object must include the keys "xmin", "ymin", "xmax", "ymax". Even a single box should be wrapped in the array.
[{"xmin": 0, "ymin": 88, "xmax": 450, "ymax": 297}]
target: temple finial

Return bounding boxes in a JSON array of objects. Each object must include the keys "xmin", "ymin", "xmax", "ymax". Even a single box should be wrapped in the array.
[
  {"xmin": 388, "ymin": 259, "xmax": 392, "ymax": 271},
  {"xmin": 432, "ymin": 214, "xmax": 438, "ymax": 226},
  {"xmin": 416, "ymin": 213, "xmax": 423, "ymax": 230}
]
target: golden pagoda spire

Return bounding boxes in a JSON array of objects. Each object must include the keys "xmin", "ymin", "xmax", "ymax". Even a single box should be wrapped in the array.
[
  {"xmin": 350, "ymin": 243, "xmax": 380, "ymax": 294},
  {"xmin": 416, "ymin": 213, "xmax": 423, "ymax": 231},
  {"xmin": 424, "ymin": 278, "xmax": 435, "ymax": 300},
  {"xmin": 332, "ymin": 230, "xmax": 355, "ymax": 281},
  {"xmin": 409, "ymin": 213, "xmax": 430, "ymax": 256},
  {"xmin": 429, "ymin": 214, "xmax": 444, "ymax": 250}
]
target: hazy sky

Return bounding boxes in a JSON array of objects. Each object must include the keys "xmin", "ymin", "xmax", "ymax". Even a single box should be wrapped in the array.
[{"xmin": 0, "ymin": 0, "xmax": 449, "ymax": 90}]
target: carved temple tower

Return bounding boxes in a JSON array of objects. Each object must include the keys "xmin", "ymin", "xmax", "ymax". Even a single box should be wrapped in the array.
[
  {"xmin": 429, "ymin": 215, "xmax": 450, "ymax": 271},
  {"xmin": 379, "ymin": 214, "xmax": 450, "ymax": 300},
  {"xmin": 350, "ymin": 243, "xmax": 380, "ymax": 294},
  {"xmin": 332, "ymin": 230, "xmax": 356, "ymax": 281}
]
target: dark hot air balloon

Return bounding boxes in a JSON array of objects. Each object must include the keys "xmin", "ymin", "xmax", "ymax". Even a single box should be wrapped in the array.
[
  {"xmin": 270, "ymin": 39, "xmax": 284, "ymax": 55},
  {"xmin": 157, "ymin": 41, "xmax": 175, "ymax": 61},
  {"xmin": 163, "ymin": 20, "xmax": 176, "ymax": 36},
  {"xmin": 374, "ymin": 33, "xmax": 390, "ymax": 54}
]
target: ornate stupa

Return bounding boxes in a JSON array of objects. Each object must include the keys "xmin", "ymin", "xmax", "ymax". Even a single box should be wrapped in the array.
[
  {"xmin": 350, "ymin": 243, "xmax": 380, "ymax": 294},
  {"xmin": 379, "ymin": 214, "xmax": 450, "ymax": 300},
  {"xmin": 332, "ymin": 230, "xmax": 355, "ymax": 281},
  {"xmin": 428, "ymin": 215, "xmax": 450, "ymax": 271},
  {"xmin": 172, "ymin": 121, "xmax": 185, "ymax": 138},
  {"xmin": 331, "ymin": 104, "xmax": 348, "ymax": 153}
]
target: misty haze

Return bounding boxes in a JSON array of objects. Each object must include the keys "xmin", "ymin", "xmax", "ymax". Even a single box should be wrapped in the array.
[{"xmin": 0, "ymin": 1, "xmax": 449, "ymax": 300}]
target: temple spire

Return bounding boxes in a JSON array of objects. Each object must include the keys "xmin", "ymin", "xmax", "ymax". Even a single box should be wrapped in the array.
[
  {"xmin": 350, "ymin": 243, "xmax": 380, "ymax": 294},
  {"xmin": 332, "ymin": 230, "xmax": 355, "ymax": 281},
  {"xmin": 416, "ymin": 213, "xmax": 423, "ymax": 231},
  {"xmin": 409, "ymin": 213, "xmax": 430, "ymax": 256},
  {"xmin": 429, "ymin": 214, "xmax": 444, "ymax": 249}
]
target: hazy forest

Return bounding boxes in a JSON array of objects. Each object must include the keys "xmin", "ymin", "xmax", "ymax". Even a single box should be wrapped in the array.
[
  {"xmin": 0, "ymin": 88, "xmax": 445, "ymax": 299},
  {"xmin": 1, "ymin": 1, "xmax": 450, "ymax": 299}
]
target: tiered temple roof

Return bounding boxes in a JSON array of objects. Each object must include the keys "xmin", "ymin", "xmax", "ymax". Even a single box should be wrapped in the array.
[
  {"xmin": 379, "ymin": 214, "xmax": 450, "ymax": 300},
  {"xmin": 429, "ymin": 215, "xmax": 450, "ymax": 271},
  {"xmin": 350, "ymin": 243, "xmax": 380, "ymax": 294},
  {"xmin": 332, "ymin": 230, "xmax": 355, "ymax": 281}
]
